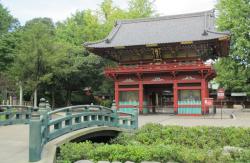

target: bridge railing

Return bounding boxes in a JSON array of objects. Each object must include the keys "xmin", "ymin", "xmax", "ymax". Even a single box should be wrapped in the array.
[
  {"xmin": 117, "ymin": 110, "xmax": 138, "ymax": 129},
  {"xmin": 46, "ymin": 105, "xmax": 117, "ymax": 141},
  {"xmin": 29, "ymin": 99, "xmax": 138, "ymax": 162},
  {"xmin": 0, "ymin": 105, "xmax": 33, "ymax": 125}
]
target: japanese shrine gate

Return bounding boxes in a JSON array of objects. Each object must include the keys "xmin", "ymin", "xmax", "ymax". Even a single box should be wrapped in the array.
[{"xmin": 85, "ymin": 10, "xmax": 230, "ymax": 115}]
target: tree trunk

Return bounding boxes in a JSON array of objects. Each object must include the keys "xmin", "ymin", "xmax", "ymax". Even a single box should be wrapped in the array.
[
  {"xmin": 3, "ymin": 87, "xmax": 7, "ymax": 103},
  {"xmin": 19, "ymin": 83, "xmax": 23, "ymax": 106},
  {"xmin": 34, "ymin": 88, "xmax": 37, "ymax": 107},
  {"xmin": 51, "ymin": 88, "xmax": 55, "ymax": 109},
  {"xmin": 66, "ymin": 90, "xmax": 72, "ymax": 106}
]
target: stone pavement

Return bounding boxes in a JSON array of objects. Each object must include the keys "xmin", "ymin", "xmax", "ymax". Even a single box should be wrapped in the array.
[
  {"xmin": 0, "ymin": 124, "xmax": 29, "ymax": 163},
  {"xmin": 0, "ymin": 108, "xmax": 249, "ymax": 163},
  {"xmin": 139, "ymin": 108, "xmax": 250, "ymax": 127}
]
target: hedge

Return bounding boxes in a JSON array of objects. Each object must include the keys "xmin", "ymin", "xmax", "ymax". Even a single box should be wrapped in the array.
[{"xmin": 57, "ymin": 124, "xmax": 250, "ymax": 163}]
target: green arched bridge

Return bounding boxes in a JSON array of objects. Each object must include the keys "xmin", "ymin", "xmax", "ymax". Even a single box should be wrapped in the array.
[{"xmin": 0, "ymin": 99, "xmax": 138, "ymax": 163}]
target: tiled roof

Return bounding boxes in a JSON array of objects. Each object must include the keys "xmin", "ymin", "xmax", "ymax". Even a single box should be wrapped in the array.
[{"xmin": 84, "ymin": 10, "xmax": 229, "ymax": 48}]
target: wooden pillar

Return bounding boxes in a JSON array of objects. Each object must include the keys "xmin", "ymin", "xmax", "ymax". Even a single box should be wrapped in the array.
[
  {"xmin": 139, "ymin": 81, "xmax": 143, "ymax": 113},
  {"xmin": 205, "ymin": 80, "xmax": 209, "ymax": 97},
  {"xmin": 201, "ymin": 78, "xmax": 206, "ymax": 114},
  {"xmin": 205, "ymin": 80, "xmax": 209, "ymax": 113},
  {"xmin": 173, "ymin": 80, "xmax": 178, "ymax": 114},
  {"xmin": 114, "ymin": 81, "xmax": 119, "ymax": 110}
]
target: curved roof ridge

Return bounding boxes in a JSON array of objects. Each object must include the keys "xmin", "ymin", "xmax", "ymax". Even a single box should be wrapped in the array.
[
  {"xmin": 84, "ymin": 21, "xmax": 122, "ymax": 46},
  {"xmin": 119, "ymin": 9, "xmax": 215, "ymax": 24},
  {"xmin": 206, "ymin": 30, "xmax": 230, "ymax": 35},
  {"xmin": 105, "ymin": 22, "xmax": 122, "ymax": 43},
  {"xmin": 83, "ymin": 38, "xmax": 106, "ymax": 46}
]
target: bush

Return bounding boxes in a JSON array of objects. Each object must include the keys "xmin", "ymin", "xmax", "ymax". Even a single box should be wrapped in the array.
[
  {"xmin": 58, "ymin": 124, "xmax": 250, "ymax": 163},
  {"xmin": 57, "ymin": 141, "xmax": 94, "ymax": 163},
  {"xmin": 100, "ymin": 99, "xmax": 112, "ymax": 107}
]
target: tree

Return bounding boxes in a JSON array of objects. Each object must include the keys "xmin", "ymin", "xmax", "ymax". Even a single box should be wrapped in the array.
[
  {"xmin": 0, "ymin": 3, "xmax": 18, "ymax": 35},
  {"xmin": 0, "ymin": 31, "xmax": 21, "ymax": 71},
  {"xmin": 216, "ymin": 0, "xmax": 250, "ymax": 64},
  {"xmin": 54, "ymin": 0, "xmax": 157, "ymax": 105},
  {"xmin": 0, "ymin": 3, "xmax": 19, "ymax": 71},
  {"xmin": 10, "ymin": 18, "xmax": 56, "ymax": 106},
  {"xmin": 128, "ymin": 0, "xmax": 156, "ymax": 18},
  {"xmin": 0, "ymin": 3, "xmax": 19, "ymax": 103},
  {"xmin": 4, "ymin": 0, "xmax": 157, "ymax": 107},
  {"xmin": 99, "ymin": 0, "xmax": 156, "ymax": 36},
  {"xmin": 55, "ymin": 10, "xmax": 105, "ymax": 105},
  {"xmin": 214, "ymin": 58, "xmax": 250, "ymax": 92},
  {"xmin": 215, "ymin": 0, "xmax": 250, "ymax": 93}
]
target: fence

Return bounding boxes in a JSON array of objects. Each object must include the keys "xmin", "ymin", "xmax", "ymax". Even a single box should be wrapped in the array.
[
  {"xmin": 0, "ymin": 99, "xmax": 138, "ymax": 162},
  {"xmin": 0, "ymin": 105, "xmax": 33, "ymax": 125}
]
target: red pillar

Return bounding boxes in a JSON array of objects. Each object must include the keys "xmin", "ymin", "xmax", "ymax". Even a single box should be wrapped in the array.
[
  {"xmin": 173, "ymin": 80, "xmax": 178, "ymax": 114},
  {"xmin": 205, "ymin": 80, "xmax": 209, "ymax": 113},
  {"xmin": 205, "ymin": 80, "xmax": 209, "ymax": 97},
  {"xmin": 201, "ymin": 79, "xmax": 206, "ymax": 114},
  {"xmin": 139, "ymin": 81, "xmax": 143, "ymax": 113},
  {"xmin": 115, "ymin": 81, "xmax": 119, "ymax": 110}
]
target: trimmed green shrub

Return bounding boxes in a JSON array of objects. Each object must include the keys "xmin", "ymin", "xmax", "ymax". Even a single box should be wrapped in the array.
[
  {"xmin": 57, "ymin": 141, "xmax": 94, "ymax": 163},
  {"xmin": 100, "ymin": 99, "xmax": 112, "ymax": 108},
  {"xmin": 58, "ymin": 124, "xmax": 250, "ymax": 163}
]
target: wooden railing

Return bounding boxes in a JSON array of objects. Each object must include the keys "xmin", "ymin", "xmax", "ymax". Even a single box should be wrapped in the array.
[
  {"xmin": 105, "ymin": 63, "xmax": 214, "ymax": 74},
  {"xmin": 28, "ymin": 99, "xmax": 138, "ymax": 162},
  {"xmin": 0, "ymin": 105, "xmax": 33, "ymax": 125},
  {"xmin": 0, "ymin": 99, "xmax": 138, "ymax": 162}
]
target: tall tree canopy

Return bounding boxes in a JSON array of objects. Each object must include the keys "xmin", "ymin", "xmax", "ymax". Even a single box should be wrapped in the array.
[
  {"xmin": 51, "ymin": 0, "xmax": 156, "ymax": 105},
  {"xmin": 128, "ymin": 0, "xmax": 156, "ymax": 18},
  {"xmin": 0, "ymin": 3, "xmax": 19, "ymax": 71},
  {"xmin": 0, "ymin": 3, "xmax": 18, "ymax": 35},
  {"xmin": 215, "ymin": 0, "xmax": 250, "ymax": 93},
  {"xmin": 2, "ymin": 0, "xmax": 156, "ymax": 106},
  {"xmin": 9, "ymin": 18, "xmax": 56, "ymax": 104},
  {"xmin": 217, "ymin": 0, "xmax": 250, "ymax": 64},
  {"xmin": 0, "ymin": 3, "xmax": 20, "ymax": 102}
]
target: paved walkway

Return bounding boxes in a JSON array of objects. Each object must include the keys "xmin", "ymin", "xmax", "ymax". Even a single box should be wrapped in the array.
[
  {"xmin": 139, "ymin": 109, "xmax": 250, "ymax": 127},
  {"xmin": 0, "ymin": 109, "xmax": 250, "ymax": 163},
  {"xmin": 0, "ymin": 125, "xmax": 29, "ymax": 163}
]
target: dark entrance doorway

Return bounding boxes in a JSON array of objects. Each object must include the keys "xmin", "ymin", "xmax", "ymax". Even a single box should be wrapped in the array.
[{"xmin": 144, "ymin": 84, "xmax": 174, "ymax": 114}]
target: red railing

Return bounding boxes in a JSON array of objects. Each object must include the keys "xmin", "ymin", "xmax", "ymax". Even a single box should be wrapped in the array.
[{"xmin": 105, "ymin": 63, "xmax": 214, "ymax": 74}]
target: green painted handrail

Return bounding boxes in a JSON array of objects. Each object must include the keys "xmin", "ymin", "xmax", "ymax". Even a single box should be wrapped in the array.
[
  {"xmin": 1, "ymin": 100, "xmax": 138, "ymax": 162},
  {"xmin": 29, "ymin": 100, "xmax": 138, "ymax": 162},
  {"xmin": 0, "ymin": 105, "xmax": 33, "ymax": 125}
]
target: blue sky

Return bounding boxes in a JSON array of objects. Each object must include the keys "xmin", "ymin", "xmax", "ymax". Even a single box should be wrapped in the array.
[{"xmin": 1, "ymin": 0, "xmax": 217, "ymax": 24}]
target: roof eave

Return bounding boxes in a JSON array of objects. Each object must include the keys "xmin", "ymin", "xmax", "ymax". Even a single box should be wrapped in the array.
[{"xmin": 83, "ymin": 21, "xmax": 122, "ymax": 48}]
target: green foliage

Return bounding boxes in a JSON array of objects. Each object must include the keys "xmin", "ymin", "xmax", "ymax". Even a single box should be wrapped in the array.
[
  {"xmin": 9, "ymin": 18, "xmax": 56, "ymax": 90},
  {"xmin": 0, "ymin": 0, "xmax": 157, "ymax": 106},
  {"xmin": 0, "ymin": 3, "xmax": 20, "ymax": 100},
  {"xmin": 46, "ymin": 0, "xmax": 156, "ymax": 106},
  {"xmin": 100, "ymin": 99, "xmax": 112, "ymax": 107},
  {"xmin": 215, "ymin": 0, "xmax": 250, "ymax": 93},
  {"xmin": 0, "ymin": 115, "xmax": 5, "ymax": 120},
  {"xmin": 214, "ymin": 58, "xmax": 250, "ymax": 93},
  {"xmin": 0, "ymin": 31, "xmax": 21, "ymax": 71},
  {"xmin": 216, "ymin": 0, "xmax": 250, "ymax": 64},
  {"xmin": 0, "ymin": 3, "xmax": 18, "ymax": 35},
  {"xmin": 57, "ymin": 141, "xmax": 94, "ymax": 163},
  {"xmin": 99, "ymin": 0, "xmax": 156, "ymax": 37},
  {"xmin": 128, "ymin": 0, "xmax": 156, "ymax": 18},
  {"xmin": 58, "ymin": 124, "xmax": 250, "ymax": 162}
]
